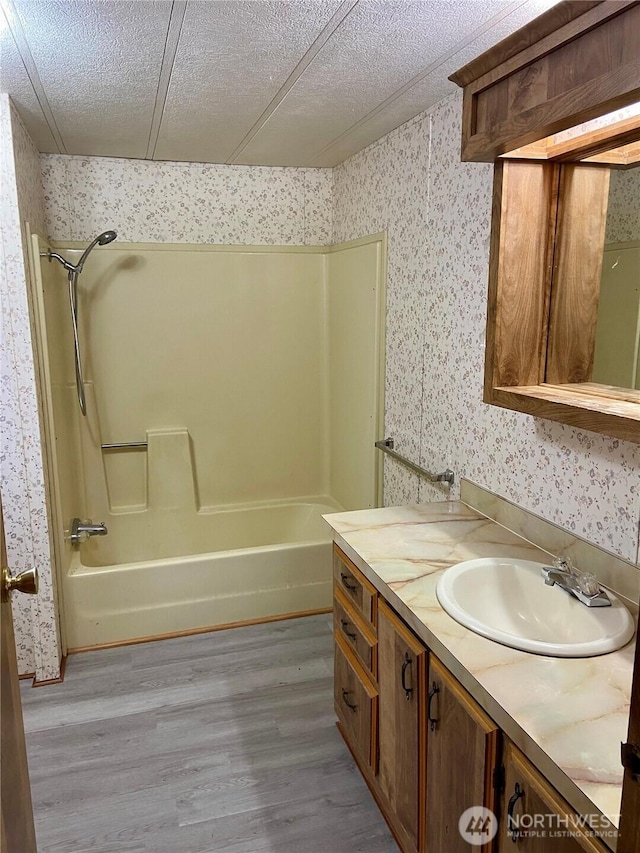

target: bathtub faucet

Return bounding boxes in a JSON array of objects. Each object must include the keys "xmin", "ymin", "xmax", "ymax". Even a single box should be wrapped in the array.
[{"xmin": 69, "ymin": 517, "xmax": 108, "ymax": 546}]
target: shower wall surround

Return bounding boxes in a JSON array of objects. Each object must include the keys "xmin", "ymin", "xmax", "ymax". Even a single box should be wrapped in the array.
[
  {"xmin": 41, "ymin": 155, "xmax": 333, "ymax": 246},
  {"xmin": 333, "ymin": 91, "xmax": 640, "ymax": 566},
  {"xmin": 0, "ymin": 96, "xmax": 61, "ymax": 680}
]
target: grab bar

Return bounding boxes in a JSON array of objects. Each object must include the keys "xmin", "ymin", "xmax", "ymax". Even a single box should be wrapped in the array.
[
  {"xmin": 101, "ymin": 441, "xmax": 148, "ymax": 451},
  {"xmin": 374, "ymin": 438, "xmax": 454, "ymax": 486}
]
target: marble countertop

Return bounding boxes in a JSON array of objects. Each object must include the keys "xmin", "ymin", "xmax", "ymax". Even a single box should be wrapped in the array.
[{"xmin": 323, "ymin": 501, "xmax": 635, "ymax": 847}]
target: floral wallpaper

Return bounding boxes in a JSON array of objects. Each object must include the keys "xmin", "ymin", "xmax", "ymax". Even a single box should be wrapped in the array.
[
  {"xmin": 332, "ymin": 113, "xmax": 432, "ymax": 507},
  {"xmin": 0, "ymin": 96, "xmax": 62, "ymax": 680},
  {"xmin": 41, "ymin": 155, "xmax": 333, "ymax": 246},
  {"xmin": 334, "ymin": 92, "xmax": 640, "ymax": 566}
]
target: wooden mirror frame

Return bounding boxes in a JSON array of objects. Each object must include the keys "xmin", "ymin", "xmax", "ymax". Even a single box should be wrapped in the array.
[
  {"xmin": 485, "ymin": 157, "xmax": 639, "ymax": 443},
  {"xmin": 451, "ymin": 0, "xmax": 640, "ymax": 444}
]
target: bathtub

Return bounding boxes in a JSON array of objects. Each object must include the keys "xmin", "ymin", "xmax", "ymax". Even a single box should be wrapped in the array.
[{"xmin": 63, "ymin": 498, "xmax": 341, "ymax": 650}]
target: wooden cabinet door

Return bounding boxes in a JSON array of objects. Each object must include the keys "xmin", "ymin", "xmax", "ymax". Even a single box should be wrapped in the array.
[
  {"xmin": 498, "ymin": 742, "xmax": 610, "ymax": 853},
  {"xmin": 377, "ymin": 599, "xmax": 427, "ymax": 853},
  {"xmin": 425, "ymin": 655, "xmax": 500, "ymax": 853}
]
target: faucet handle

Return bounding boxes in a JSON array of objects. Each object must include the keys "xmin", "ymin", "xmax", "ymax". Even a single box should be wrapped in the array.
[
  {"xmin": 577, "ymin": 572, "xmax": 600, "ymax": 596},
  {"xmin": 554, "ymin": 556, "xmax": 577, "ymax": 575}
]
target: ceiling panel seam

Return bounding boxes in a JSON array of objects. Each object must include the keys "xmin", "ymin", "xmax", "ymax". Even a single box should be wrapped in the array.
[
  {"xmin": 307, "ymin": 0, "xmax": 530, "ymax": 166},
  {"xmin": 147, "ymin": 0, "xmax": 187, "ymax": 160},
  {"xmin": 226, "ymin": 0, "xmax": 359, "ymax": 165},
  {"xmin": 1, "ymin": 0, "xmax": 66, "ymax": 154}
]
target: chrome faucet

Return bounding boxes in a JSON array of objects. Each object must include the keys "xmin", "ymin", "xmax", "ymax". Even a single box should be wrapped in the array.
[
  {"xmin": 69, "ymin": 517, "xmax": 108, "ymax": 546},
  {"xmin": 541, "ymin": 558, "xmax": 610, "ymax": 607}
]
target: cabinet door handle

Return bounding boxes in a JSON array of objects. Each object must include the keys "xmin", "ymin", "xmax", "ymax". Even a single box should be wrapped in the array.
[
  {"xmin": 401, "ymin": 652, "xmax": 413, "ymax": 700},
  {"xmin": 342, "ymin": 689, "xmax": 357, "ymax": 712},
  {"xmin": 507, "ymin": 782, "xmax": 525, "ymax": 842},
  {"xmin": 340, "ymin": 619, "xmax": 357, "ymax": 641},
  {"xmin": 340, "ymin": 572, "xmax": 358, "ymax": 593},
  {"xmin": 427, "ymin": 681, "xmax": 440, "ymax": 731}
]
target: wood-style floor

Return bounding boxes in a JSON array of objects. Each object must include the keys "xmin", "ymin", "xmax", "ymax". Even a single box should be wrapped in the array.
[{"xmin": 20, "ymin": 614, "xmax": 398, "ymax": 853}]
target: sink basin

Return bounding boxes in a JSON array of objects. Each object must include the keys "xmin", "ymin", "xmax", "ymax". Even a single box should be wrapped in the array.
[{"xmin": 436, "ymin": 558, "xmax": 635, "ymax": 657}]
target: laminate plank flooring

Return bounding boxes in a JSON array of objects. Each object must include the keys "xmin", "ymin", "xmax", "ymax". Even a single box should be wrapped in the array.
[{"xmin": 20, "ymin": 614, "xmax": 399, "ymax": 853}]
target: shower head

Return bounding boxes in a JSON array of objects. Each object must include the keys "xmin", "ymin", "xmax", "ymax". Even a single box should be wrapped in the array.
[
  {"xmin": 40, "ymin": 228, "xmax": 117, "ymax": 419},
  {"xmin": 45, "ymin": 229, "xmax": 118, "ymax": 274},
  {"xmin": 97, "ymin": 230, "xmax": 117, "ymax": 245},
  {"xmin": 76, "ymin": 229, "xmax": 118, "ymax": 272}
]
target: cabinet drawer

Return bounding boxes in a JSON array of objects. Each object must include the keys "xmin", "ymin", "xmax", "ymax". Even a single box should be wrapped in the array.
[
  {"xmin": 334, "ymin": 632, "xmax": 378, "ymax": 772},
  {"xmin": 334, "ymin": 587, "xmax": 377, "ymax": 678},
  {"xmin": 333, "ymin": 545, "xmax": 377, "ymax": 627}
]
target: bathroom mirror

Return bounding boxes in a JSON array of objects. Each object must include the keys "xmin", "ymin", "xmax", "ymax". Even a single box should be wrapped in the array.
[
  {"xmin": 589, "ymin": 164, "xmax": 640, "ymax": 391},
  {"xmin": 480, "ymin": 129, "xmax": 640, "ymax": 445},
  {"xmin": 545, "ymin": 160, "xmax": 640, "ymax": 392}
]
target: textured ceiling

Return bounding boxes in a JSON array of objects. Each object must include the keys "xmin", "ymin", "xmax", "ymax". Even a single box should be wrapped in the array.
[{"xmin": 0, "ymin": 0, "xmax": 561, "ymax": 167}]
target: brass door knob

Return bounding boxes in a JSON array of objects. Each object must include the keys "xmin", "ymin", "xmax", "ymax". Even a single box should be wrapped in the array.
[{"xmin": 2, "ymin": 566, "xmax": 39, "ymax": 596}]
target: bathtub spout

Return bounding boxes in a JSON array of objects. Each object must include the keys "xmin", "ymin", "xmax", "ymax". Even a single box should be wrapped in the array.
[{"xmin": 69, "ymin": 518, "xmax": 108, "ymax": 546}]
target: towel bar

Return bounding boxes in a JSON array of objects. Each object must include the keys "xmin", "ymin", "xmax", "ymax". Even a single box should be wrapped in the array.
[{"xmin": 374, "ymin": 438, "xmax": 454, "ymax": 486}]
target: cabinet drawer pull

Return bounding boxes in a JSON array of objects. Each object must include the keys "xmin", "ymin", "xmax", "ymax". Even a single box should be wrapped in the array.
[
  {"xmin": 342, "ymin": 689, "xmax": 358, "ymax": 712},
  {"xmin": 340, "ymin": 619, "xmax": 357, "ymax": 641},
  {"xmin": 340, "ymin": 572, "xmax": 358, "ymax": 593},
  {"xmin": 427, "ymin": 681, "xmax": 440, "ymax": 731},
  {"xmin": 401, "ymin": 652, "xmax": 413, "ymax": 700},
  {"xmin": 507, "ymin": 782, "xmax": 525, "ymax": 842}
]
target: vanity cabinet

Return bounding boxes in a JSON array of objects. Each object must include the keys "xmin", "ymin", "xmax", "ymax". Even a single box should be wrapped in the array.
[
  {"xmin": 425, "ymin": 655, "xmax": 500, "ymax": 853},
  {"xmin": 333, "ymin": 545, "xmax": 500, "ymax": 853},
  {"xmin": 332, "ymin": 544, "xmax": 618, "ymax": 853},
  {"xmin": 499, "ymin": 742, "xmax": 610, "ymax": 853}
]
